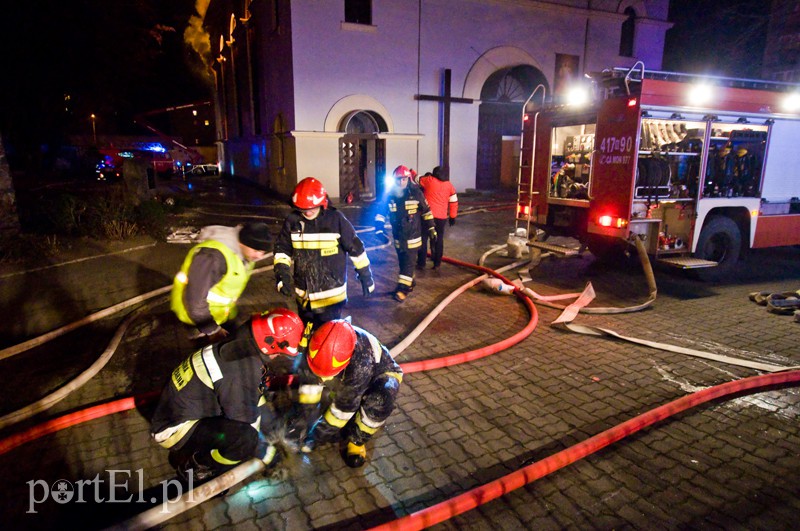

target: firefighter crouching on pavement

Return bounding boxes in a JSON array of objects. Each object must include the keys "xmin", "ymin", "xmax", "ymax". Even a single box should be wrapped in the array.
[
  {"xmin": 375, "ymin": 165, "xmax": 436, "ymax": 302},
  {"xmin": 171, "ymin": 222, "xmax": 272, "ymax": 342},
  {"xmin": 150, "ymin": 308, "xmax": 305, "ymax": 481},
  {"xmin": 274, "ymin": 177, "xmax": 375, "ymax": 328},
  {"xmin": 296, "ymin": 319, "xmax": 402, "ymax": 468}
]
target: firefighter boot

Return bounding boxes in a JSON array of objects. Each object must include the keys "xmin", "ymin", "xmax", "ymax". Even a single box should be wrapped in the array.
[
  {"xmin": 341, "ymin": 418, "xmax": 374, "ymax": 468},
  {"xmin": 393, "ymin": 283, "xmax": 412, "ymax": 302},
  {"xmin": 343, "ymin": 441, "xmax": 367, "ymax": 468}
]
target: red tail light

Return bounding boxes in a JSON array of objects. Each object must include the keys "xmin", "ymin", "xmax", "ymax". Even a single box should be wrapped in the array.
[{"xmin": 598, "ymin": 215, "xmax": 628, "ymax": 228}]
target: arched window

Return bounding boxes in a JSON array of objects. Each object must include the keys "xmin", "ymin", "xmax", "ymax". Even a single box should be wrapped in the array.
[
  {"xmin": 339, "ymin": 110, "xmax": 387, "ymax": 134},
  {"xmin": 619, "ymin": 7, "xmax": 636, "ymax": 57}
]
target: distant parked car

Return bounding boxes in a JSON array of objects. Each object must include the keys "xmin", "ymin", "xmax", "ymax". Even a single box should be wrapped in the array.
[{"xmin": 185, "ymin": 163, "xmax": 219, "ymax": 175}]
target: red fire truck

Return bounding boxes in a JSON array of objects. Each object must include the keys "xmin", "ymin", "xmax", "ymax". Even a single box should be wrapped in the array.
[{"xmin": 517, "ymin": 63, "xmax": 800, "ymax": 278}]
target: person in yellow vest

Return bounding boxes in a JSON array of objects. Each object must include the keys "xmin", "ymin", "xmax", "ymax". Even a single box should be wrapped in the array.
[{"xmin": 171, "ymin": 222, "xmax": 272, "ymax": 342}]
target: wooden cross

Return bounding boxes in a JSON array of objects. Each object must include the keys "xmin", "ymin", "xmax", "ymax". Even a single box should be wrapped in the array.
[{"xmin": 415, "ymin": 68, "xmax": 473, "ymax": 174}]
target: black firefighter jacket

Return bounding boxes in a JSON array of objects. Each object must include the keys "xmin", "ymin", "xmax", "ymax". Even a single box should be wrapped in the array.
[
  {"xmin": 298, "ymin": 326, "xmax": 403, "ymax": 414},
  {"xmin": 149, "ymin": 323, "xmax": 276, "ymax": 449},
  {"xmin": 274, "ymin": 207, "xmax": 371, "ymax": 310},
  {"xmin": 376, "ymin": 184, "xmax": 434, "ymax": 252}
]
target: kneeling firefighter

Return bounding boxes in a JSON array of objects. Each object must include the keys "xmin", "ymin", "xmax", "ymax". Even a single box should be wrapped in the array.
[
  {"xmin": 297, "ymin": 319, "xmax": 403, "ymax": 467},
  {"xmin": 150, "ymin": 308, "xmax": 304, "ymax": 481}
]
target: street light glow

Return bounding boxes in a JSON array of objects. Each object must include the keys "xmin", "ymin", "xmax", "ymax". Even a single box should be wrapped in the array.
[{"xmin": 90, "ymin": 113, "xmax": 97, "ymax": 145}]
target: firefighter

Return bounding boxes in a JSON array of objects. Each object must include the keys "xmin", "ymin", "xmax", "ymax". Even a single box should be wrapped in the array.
[
  {"xmin": 274, "ymin": 177, "xmax": 375, "ymax": 328},
  {"xmin": 171, "ymin": 222, "xmax": 272, "ymax": 342},
  {"xmin": 375, "ymin": 165, "xmax": 436, "ymax": 302},
  {"xmin": 417, "ymin": 165, "xmax": 458, "ymax": 270},
  {"xmin": 297, "ymin": 319, "xmax": 402, "ymax": 468},
  {"xmin": 150, "ymin": 308, "xmax": 305, "ymax": 482}
]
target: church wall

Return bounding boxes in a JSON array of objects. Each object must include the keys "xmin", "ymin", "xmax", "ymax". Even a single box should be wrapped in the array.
[{"xmin": 216, "ymin": 0, "xmax": 670, "ymax": 196}]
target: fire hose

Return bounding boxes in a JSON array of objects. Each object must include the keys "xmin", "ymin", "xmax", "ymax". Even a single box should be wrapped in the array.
[
  {"xmin": 367, "ymin": 369, "xmax": 800, "ymax": 531},
  {"xmin": 2, "ymin": 229, "xmax": 798, "ymax": 528},
  {"xmin": 1, "ymin": 248, "xmax": 539, "ymax": 528}
]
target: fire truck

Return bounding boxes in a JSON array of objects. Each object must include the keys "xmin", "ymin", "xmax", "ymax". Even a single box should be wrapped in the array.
[{"xmin": 517, "ymin": 63, "xmax": 800, "ymax": 278}]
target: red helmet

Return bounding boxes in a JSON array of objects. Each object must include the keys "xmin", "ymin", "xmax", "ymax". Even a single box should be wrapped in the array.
[
  {"xmin": 307, "ymin": 320, "xmax": 357, "ymax": 378},
  {"xmin": 292, "ymin": 177, "xmax": 328, "ymax": 210},
  {"xmin": 251, "ymin": 308, "xmax": 304, "ymax": 357},
  {"xmin": 392, "ymin": 165, "xmax": 412, "ymax": 180}
]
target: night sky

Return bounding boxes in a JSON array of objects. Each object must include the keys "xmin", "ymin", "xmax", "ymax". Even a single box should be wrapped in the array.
[
  {"xmin": 0, "ymin": 0, "xmax": 210, "ymax": 150},
  {"xmin": 0, "ymin": 0, "xmax": 773, "ymax": 160},
  {"xmin": 663, "ymin": 0, "xmax": 769, "ymax": 79}
]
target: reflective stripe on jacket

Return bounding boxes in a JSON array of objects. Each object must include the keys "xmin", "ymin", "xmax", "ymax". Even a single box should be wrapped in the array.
[
  {"xmin": 150, "ymin": 326, "xmax": 266, "ymax": 449},
  {"xmin": 274, "ymin": 207, "xmax": 370, "ymax": 310},
  {"xmin": 379, "ymin": 185, "xmax": 434, "ymax": 251}
]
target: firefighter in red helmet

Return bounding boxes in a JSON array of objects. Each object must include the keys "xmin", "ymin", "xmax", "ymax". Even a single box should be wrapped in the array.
[
  {"xmin": 150, "ymin": 308, "xmax": 304, "ymax": 482},
  {"xmin": 274, "ymin": 177, "xmax": 375, "ymax": 327},
  {"xmin": 297, "ymin": 319, "xmax": 402, "ymax": 468},
  {"xmin": 374, "ymin": 165, "xmax": 436, "ymax": 302}
]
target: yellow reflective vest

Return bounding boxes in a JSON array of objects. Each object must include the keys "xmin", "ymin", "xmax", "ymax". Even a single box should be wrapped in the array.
[{"xmin": 171, "ymin": 240, "xmax": 253, "ymax": 326}]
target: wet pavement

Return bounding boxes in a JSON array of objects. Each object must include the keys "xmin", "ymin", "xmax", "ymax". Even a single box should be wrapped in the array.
[{"xmin": 1, "ymin": 175, "xmax": 799, "ymax": 530}]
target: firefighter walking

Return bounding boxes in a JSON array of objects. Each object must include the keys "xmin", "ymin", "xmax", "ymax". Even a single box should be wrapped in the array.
[
  {"xmin": 274, "ymin": 177, "xmax": 375, "ymax": 328},
  {"xmin": 297, "ymin": 319, "xmax": 403, "ymax": 468},
  {"xmin": 417, "ymin": 165, "xmax": 458, "ymax": 270},
  {"xmin": 375, "ymin": 165, "xmax": 436, "ymax": 302},
  {"xmin": 150, "ymin": 308, "xmax": 305, "ymax": 482}
]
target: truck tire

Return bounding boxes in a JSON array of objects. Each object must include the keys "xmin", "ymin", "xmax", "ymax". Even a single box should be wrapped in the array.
[
  {"xmin": 694, "ymin": 216, "xmax": 741, "ymax": 280},
  {"xmin": 587, "ymin": 234, "xmax": 628, "ymax": 263}
]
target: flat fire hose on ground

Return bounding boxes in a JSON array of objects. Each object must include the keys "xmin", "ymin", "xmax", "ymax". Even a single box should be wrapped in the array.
[{"xmin": 522, "ymin": 236, "xmax": 800, "ymax": 373}]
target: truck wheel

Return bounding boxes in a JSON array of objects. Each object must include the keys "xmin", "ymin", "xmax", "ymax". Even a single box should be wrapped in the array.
[
  {"xmin": 694, "ymin": 216, "xmax": 741, "ymax": 280},
  {"xmin": 587, "ymin": 235, "xmax": 628, "ymax": 263}
]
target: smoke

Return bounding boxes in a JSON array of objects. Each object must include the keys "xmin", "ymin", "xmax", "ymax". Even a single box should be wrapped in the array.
[{"xmin": 185, "ymin": 0, "xmax": 212, "ymax": 72}]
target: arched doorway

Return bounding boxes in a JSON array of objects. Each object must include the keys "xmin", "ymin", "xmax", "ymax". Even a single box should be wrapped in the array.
[
  {"xmin": 339, "ymin": 110, "xmax": 387, "ymax": 201},
  {"xmin": 476, "ymin": 65, "xmax": 547, "ymax": 190}
]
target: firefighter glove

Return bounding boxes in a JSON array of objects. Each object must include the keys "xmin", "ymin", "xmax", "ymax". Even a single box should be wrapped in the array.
[
  {"xmin": 428, "ymin": 227, "xmax": 438, "ymax": 244},
  {"xmin": 284, "ymin": 402, "xmax": 319, "ymax": 444},
  {"xmin": 255, "ymin": 435, "xmax": 283, "ymax": 474},
  {"xmin": 449, "ymin": 217, "xmax": 456, "ymax": 226},
  {"xmin": 276, "ymin": 270, "xmax": 293, "ymax": 297},
  {"xmin": 359, "ymin": 271, "xmax": 375, "ymax": 297},
  {"xmin": 301, "ymin": 417, "xmax": 341, "ymax": 453},
  {"xmin": 206, "ymin": 327, "xmax": 229, "ymax": 344}
]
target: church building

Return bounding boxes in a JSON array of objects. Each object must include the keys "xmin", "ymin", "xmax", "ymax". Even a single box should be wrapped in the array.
[{"xmin": 202, "ymin": 0, "xmax": 671, "ymax": 199}]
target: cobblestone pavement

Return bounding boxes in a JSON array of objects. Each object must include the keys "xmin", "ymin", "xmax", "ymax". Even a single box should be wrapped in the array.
[{"xmin": 1, "ymin": 177, "xmax": 799, "ymax": 530}]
